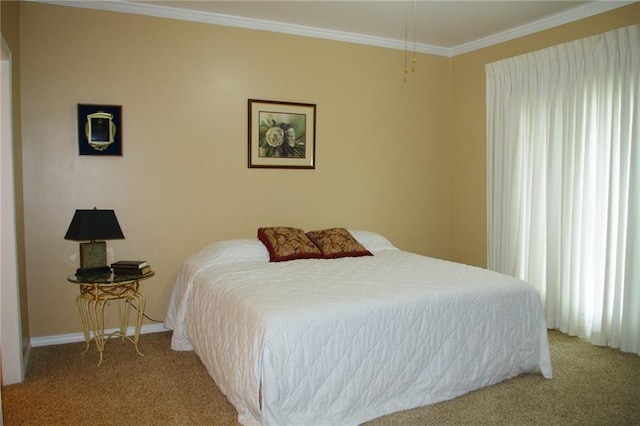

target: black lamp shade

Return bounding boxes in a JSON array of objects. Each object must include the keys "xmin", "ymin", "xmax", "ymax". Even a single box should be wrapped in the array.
[{"xmin": 64, "ymin": 209, "xmax": 125, "ymax": 241}]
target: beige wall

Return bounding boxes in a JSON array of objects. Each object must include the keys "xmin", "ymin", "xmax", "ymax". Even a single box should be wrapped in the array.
[
  {"xmin": 20, "ymin": 3, "xmax": 451, "ymax": 337},
  {"xmin": 448, "ymin": 3, "xmax": 640, "ymax": 267},
  {"xmin": 17, "ymin": 2, "xmax": 640, "ymax": 338}
]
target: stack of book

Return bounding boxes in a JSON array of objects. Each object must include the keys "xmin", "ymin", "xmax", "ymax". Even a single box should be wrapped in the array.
[{"xmin": 111, "ymin": 260, "xmax": 152, "ymax": 276}]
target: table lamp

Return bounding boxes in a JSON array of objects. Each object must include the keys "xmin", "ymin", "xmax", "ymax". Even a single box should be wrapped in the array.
[{"xmin": 64, "ymin": 208, "xmax": 125, "ymax": 276}]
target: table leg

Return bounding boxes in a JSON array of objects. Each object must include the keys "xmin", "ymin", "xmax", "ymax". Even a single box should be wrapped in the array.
[
  {"xmin": 125, "ymin": 290, "xmax": 145, "ymax": 356},
  {"xmin": 118, "ymin": 295, "xmax": 128, "ymax": 343},
  {"xmin": 84, "ymin": 298, "xmax": 109, "ymax": 366},
  {"xmin": 75, "ymin": 295, "xmax": 91, "ymax": 354}
]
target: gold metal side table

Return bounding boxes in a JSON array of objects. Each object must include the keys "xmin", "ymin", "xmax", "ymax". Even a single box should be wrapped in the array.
[{"xmin": 67, "ymin": 271, "xmax": 154, "ymax": 366}]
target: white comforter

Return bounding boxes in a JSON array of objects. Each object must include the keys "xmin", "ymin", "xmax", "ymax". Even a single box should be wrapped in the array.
[{"xmin": 166, "ymin": 235, "xmax": 552, "ymax": 426}]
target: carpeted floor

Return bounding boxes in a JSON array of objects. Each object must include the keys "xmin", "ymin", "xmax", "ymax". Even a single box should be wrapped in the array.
[{"xmin": 2, "ymin": 330, "xmax": 639, "ymax": 425}]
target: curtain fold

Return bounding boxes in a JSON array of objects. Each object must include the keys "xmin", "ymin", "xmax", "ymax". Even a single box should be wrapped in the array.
[{"xmin": 486, "ymin": 24, "xmax": 639, "ymax": 354}]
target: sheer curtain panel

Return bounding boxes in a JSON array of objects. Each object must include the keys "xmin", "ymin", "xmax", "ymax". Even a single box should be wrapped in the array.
[{"xmin": 486, "ymin": 24, "xmax": 639, "ymax": 354}]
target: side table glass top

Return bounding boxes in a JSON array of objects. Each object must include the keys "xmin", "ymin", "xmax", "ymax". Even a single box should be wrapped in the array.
[{"xmin": 67, "ymin": 271, "xmax": 154, "ymax": 284}]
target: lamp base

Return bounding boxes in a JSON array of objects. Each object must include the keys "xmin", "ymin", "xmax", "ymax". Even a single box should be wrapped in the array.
[
  {"xmin": 76, "ymin": 241, "xmax": 110, "ymax": 276},
  {"xmin": 79, "ymin": 241, "xmax": 107, "ymax": 269},
  {"xmin": 75, "ymin": 266, "xmax": 112, "ymax": 276}
]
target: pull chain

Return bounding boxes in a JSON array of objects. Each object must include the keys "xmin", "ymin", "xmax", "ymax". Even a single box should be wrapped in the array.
[
  {"xmin": 403, "ymin": 0, "xmax": 417, "ymax": 82},
  {"xmin": 412, "ymin": 0, "xmax": 417, "ymax": 72},
  {"xmin": 404, "ymin": 0, "xmax": 409, "ymax": 82}
]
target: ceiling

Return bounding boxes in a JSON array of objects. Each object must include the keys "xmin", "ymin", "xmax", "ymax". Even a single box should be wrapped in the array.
[{"xmin": 52, "ymin": 1, "xmax": 634, "ymax": 55}]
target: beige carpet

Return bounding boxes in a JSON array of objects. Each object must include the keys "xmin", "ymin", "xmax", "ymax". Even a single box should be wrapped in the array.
[{"xmin": 2, "ymin": 330, "xmax": 639, "ymax": 425}]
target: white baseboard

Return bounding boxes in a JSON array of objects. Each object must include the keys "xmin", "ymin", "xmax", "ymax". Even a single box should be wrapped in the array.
[{"xmin": 30, "ymin": 323, "xmax": 168, "ymax": 347}]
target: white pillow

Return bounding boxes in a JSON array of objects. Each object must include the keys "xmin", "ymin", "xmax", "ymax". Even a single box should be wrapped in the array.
[
  {"xmin": 186, "ymin": 238, "xmax": 269, "ymax": 268},
  {"xmin": 348, "ymin": 230, "xmax": 398, "ymax": 253}
]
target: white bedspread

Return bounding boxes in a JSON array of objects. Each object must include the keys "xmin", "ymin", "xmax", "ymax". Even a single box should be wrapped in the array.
[{"xmin": 166, "ymin": 239, "xmax": 552, "ymax": 426}]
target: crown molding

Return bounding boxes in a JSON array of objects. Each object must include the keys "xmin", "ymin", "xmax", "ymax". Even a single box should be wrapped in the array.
[
  {"xmin": 451, "ymin": 1, "xmax": 636, "ymax": 56},
  {"xmin": 33, "ymin": 0, "xmax": 450, "ymax": 55},
  {"xmin": 31, "ymin": 1, "xmax": 634, "ymax": 57}
]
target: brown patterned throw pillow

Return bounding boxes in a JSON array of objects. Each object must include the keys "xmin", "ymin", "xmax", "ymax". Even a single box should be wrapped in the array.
[
  {"xmin": 257, "ymin": 227, "xmax": 322, "ymax": 262},
  {"xmin": 306, "ymin": 228, "xmax": 373, "ymax": 259}
]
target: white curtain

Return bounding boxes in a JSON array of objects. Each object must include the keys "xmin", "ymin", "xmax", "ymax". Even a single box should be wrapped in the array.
[{"xmin": 486, "ymin": 24, "xmax": 640, "ymax": 354}]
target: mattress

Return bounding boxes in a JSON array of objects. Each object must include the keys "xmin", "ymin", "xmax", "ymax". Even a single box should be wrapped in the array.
[{"xmin": 165, "ymin": 232, "xmax": 552, "ymax": 425}]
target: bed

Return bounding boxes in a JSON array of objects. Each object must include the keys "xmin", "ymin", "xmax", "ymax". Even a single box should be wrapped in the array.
[{"xmin": 165, "ymin": 228, "xmax": 552, "ymax": 426}]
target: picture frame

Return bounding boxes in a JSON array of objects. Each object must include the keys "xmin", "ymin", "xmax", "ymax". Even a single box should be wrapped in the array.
[
  {"xmin": 77, "ymin": 104, "xmax": 122, "ymax": 156},
  {"xmin": 248, "ymin": 99, "xmax": 316, "ymax": 169}
]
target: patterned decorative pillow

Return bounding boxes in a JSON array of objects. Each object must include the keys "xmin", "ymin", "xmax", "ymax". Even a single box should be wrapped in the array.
[
  {"xmin": 257, "ymin": 227, "xmax": 322, "ymax": 262},
  {"xmin": 306, "ymin": 228, "xmax": 373, "ymax": 259}
]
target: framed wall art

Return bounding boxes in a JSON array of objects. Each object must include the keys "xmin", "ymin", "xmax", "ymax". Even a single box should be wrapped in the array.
[
  {"xmin": 248, "ymin": 99, "xmax": 316, "ymax": 169},
  {"xmin": 77, "ymin": 104, "xmax": 122, "ymax": 156}
]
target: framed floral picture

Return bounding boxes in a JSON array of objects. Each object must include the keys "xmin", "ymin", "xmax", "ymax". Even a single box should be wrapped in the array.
[{"xmin": 248, "ymin": 99, "xmax": 316, "ymax": 169}]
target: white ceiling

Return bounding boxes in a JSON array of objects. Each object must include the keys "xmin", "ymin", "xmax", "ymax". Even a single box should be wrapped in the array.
[{"xmin": 46, "ymin": 1, "xmax": 634, "ymax": 55}]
